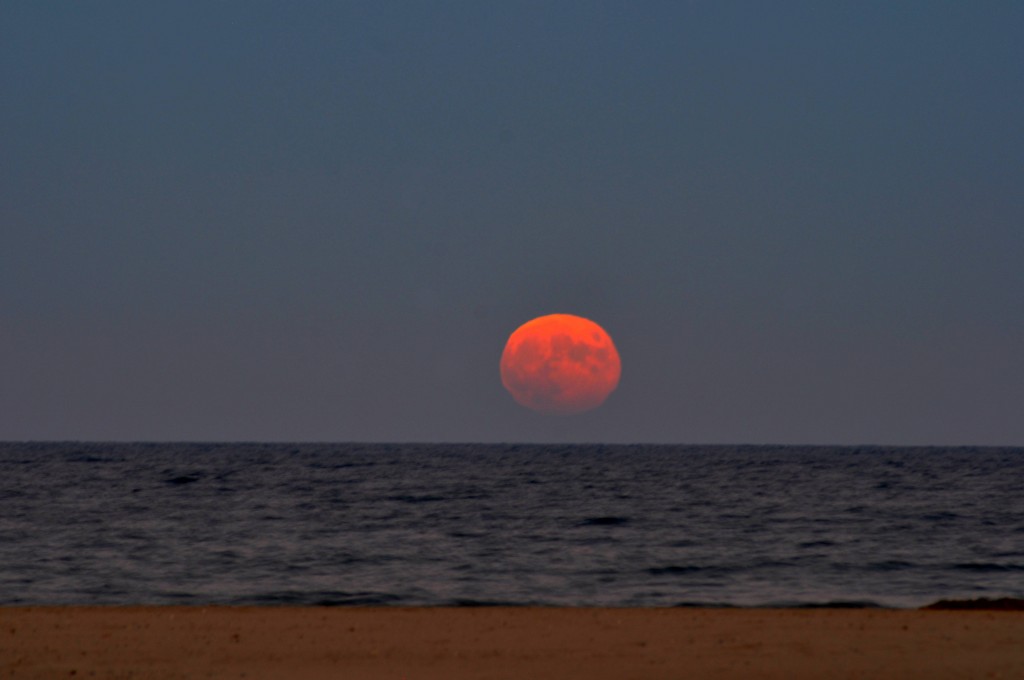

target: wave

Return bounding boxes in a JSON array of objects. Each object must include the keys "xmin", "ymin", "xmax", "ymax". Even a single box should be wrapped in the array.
[
  {"xmin": 951, "ymin": 562, "xmax": 1024, "ymax": 573},
  {"xmin": 922, "ymin": 597, "xmax": 1024, "ymax": 610},
  {"xmin": 578, "ymin": 516, "xmax": 630, "ymax": 527},
  {"xmin": 236, "ymin": 591, "xmax": 406, "ymax": 606}
]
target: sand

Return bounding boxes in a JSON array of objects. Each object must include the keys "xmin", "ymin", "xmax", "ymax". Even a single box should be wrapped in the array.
[{"xmin": 1, "ymin": 606, "xmax": 1022, "ymax": 679}]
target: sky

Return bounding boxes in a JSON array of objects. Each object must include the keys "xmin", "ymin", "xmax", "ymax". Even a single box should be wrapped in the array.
[{"xmin": 2, "ymin": 2, "xmax": 1022, "ymax": 445}]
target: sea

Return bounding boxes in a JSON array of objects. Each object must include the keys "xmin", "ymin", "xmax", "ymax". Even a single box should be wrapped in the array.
[{"xmin": 1, "ymin": 443, "xmax": 1021, "ymax": 609}]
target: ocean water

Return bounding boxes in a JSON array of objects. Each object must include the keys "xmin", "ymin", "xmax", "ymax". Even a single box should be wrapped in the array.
[{"xmin": 0, "ymin": 443, "xmax": 1021, "ymax": 608}]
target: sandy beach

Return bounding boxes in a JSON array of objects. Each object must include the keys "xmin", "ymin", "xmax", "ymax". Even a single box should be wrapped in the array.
[{"xmin": 2, "ymin": 606, "xmax": 1022, "ymax": 679}]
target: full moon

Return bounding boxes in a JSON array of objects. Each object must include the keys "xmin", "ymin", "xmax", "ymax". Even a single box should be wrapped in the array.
[{"xmin": 500, "ymin": 313, "xmax": 621, "ymax": 415}]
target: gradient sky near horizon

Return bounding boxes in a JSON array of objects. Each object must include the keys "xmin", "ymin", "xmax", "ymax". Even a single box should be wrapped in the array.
[{"xmin": 3, "ymin": 2, "xmax": 1022, "ymax": 444}]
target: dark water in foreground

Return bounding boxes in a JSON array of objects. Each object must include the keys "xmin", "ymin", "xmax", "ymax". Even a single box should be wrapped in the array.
[{"xmin": 1, "ymin": 443, "xmax": 1022, "ymax": 608}]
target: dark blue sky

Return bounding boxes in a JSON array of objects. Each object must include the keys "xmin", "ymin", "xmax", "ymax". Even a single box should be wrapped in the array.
[{"xmin": 3, "ymin": 2, "xmax": 1022, "ymax": 444}]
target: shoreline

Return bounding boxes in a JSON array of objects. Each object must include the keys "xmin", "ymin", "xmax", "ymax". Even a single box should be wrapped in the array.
[{"xmin": 3, "ymin": 605, "xmax": 1022, "ymax": 679}]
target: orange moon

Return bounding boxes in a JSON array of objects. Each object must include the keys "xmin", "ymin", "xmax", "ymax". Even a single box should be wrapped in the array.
[{"xmin": 500, "ymin": 313, "xmax": 621, "ymax": 415}]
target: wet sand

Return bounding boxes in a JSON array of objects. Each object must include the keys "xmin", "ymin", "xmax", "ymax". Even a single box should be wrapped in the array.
[{"xmin": 2, "ymin": 606, "xmax": 1022, "ymax": 679}]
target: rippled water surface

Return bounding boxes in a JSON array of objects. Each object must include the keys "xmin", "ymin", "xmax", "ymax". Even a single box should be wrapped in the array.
[{"xmin": 1, "ymin": 443, "xmax": 1021, "ymax": 607}]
